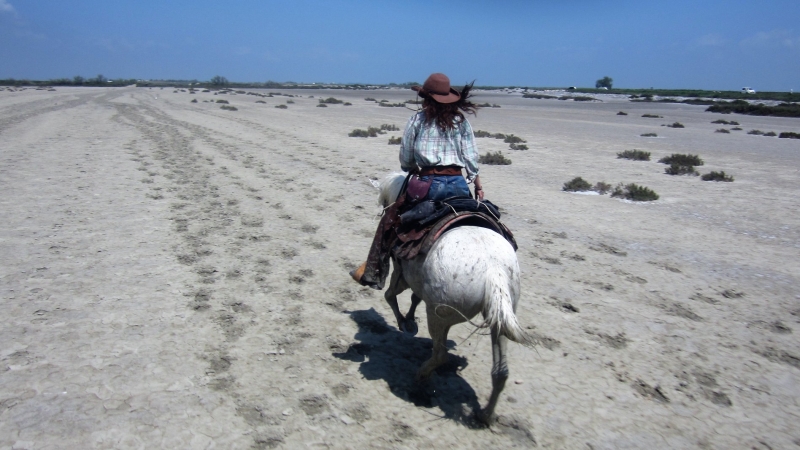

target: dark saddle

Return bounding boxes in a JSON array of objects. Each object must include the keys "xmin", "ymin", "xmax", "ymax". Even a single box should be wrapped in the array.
[{"xmin": 392, "ymin": 197, "xmax": 518, "ymax": 260}]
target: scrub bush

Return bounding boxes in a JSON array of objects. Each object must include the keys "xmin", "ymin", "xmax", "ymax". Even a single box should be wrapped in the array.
[
  {"xmin": 479, "ymin": 151, "xmax": 512, "ymax": 165},
  {"xmin": 562, "ymin": 177, "xmax": 593, "ymax": 192},
  {"xmin": 617, "ymin": 150, "xmax": 651, "ymax": 161}
]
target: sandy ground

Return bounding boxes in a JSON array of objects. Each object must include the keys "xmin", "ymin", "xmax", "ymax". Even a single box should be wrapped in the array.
[{"xmin": 1, "ymin": 86, "xmax": 799, "ymax": 449}]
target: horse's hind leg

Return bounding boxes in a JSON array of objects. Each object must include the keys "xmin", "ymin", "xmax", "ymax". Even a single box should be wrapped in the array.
[
  {"xmin": 415, "ymin": 310, "xmax": 451, "ymax": 381},
  {"xmin": 477, "ymin": 331, "xmax": 509, "ymax": 426}
]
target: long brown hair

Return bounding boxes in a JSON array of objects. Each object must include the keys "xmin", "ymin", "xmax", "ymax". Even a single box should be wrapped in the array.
[{"xmin": 420, "ymin": 82, "xmax": 478, "ymax": 132}]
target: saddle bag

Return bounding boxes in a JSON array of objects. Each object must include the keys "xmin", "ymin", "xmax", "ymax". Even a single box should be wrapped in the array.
[{"xmin": 405, "ymin": 174, "xmax": 433, "ymax": 203}]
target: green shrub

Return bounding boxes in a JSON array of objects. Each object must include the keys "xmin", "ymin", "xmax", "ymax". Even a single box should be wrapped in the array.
[
  {"xmin": 665, "ymin": 122, "xmax": 685, "ymax": 128},
  {"xmin": 764, "ymin": 131, "xmax": 777, "ymax": 137},
  {"xmin": 388, "ymin": 136, "xmax": 401, "ymax": 145},
  {"xmin": 316, "ymin": 103, "xmax": 328, "ymax": 107},
  {"xmin": 509, "ymin": 143, "xmax": 528, "ymax": 150},
  {"xmin": 474, "ymin": 130, "xmax": 492, "ymax": 138},
  {"xmin": 715, "ymin": 128, "xmax": 730, "ymax": 133},
  {"xmin": 779, "ymin": 132, "xmax": 800, "ymax": 139},
  {"xmin": 479, "ymin": 151, "xmax": 512, "ymax": 165},
  {"xmin": 378, "ymin": 102, "xmax": 405, "ymax": 107},
  {"xmin": 493, "ymin": 133, "xmax": 507, "ymax": 139},
  {"xmin": 706, "ymin": 101, "xmax": 800, "ymax": 118},
  {"xmin": 220, "ymin": 105, "xmax": 238, "ymax": 111},
  {"xmin": 617, "ymin": 111, "xmax": 628, "ymax": 115},
  {"xmin": 748, "ymin": 129, "xmax": 764, "ymax": 135},
  {"xmin": 617, "ymin": 149, "xmax": 651, "ymax": 161},
  {"xmin": 286, "ymin": 100, "xmax": 294, "ymax": 104},
  {"xmin": 216, "ymin": 99, "xmax": 229, "ymax": 104},
  {"xmin": 190, "ymin": 99, "xmax": 198, "ymax": 103},
  {"xmin": 640, "ymin": 133, "xmax": 658, "ymax": 137},
  {"xmin": 594, "ymin": 182, "xmax": 612, "ymax": 194},
  {"xmin": 572, "ymin": 96, "xmax": 597, "ymax": 101},
  {"xmin": 642, "ymin": 114, "xmax": 662, "ymax": 118},
  {"xmin": 712, "ymin": 119, "xmax": 740, "ymax": 125},
  {"xmin": 255, "ymin": 100, "xmax": 266, "ymax": 104},
  {"xmin": 731, "ymin": 127, "xmax": 743, "ymax": 131},
  {"xmin": 349, "ymin": 129, "xmax": 369, "ymax": 137},
  {"xmin": 659, "ymin": 154, "xmax": 704, "ymax": 166},
  {"xmin": 349, "ymin": 127, "xmax": 382, "ymax": 138},
  {"xmin": 611, "ymin": 183, "xmax": 659, "ymax": 201},
  {"xmin": 504, "ymin": 134, "xmax": 526, "ymax": 144},
  {"xmin": 522, "ymin": 93, "xmax": 557, "ymax": 99},
  {"xmin": 701, "ymin": 171, "xmax": 734, "ymax": 182},
  {"xmin": 563, "ymin": 177, "xmax": 593, "ymax": 192},
  {"xmin": 380, "ymin": 124, "xmax": 399, "ymax": 131},
  {"xmin": 665, "ymin": 163, "xmax": 698, "ymax": 175},
  {"xmin": 275, "ymin": 104, "xmax": 288, "ymax": 109},
  {"xmin": 344, "ymin": 102, "xmax": 352, "ymax": 106},
  {"xmin": 319, "ymin": 97, "xmax": 343, "ymax": 104},
  {"xmin": 364, "ymin": 97, "xmax": 376, "ymax": 102}
]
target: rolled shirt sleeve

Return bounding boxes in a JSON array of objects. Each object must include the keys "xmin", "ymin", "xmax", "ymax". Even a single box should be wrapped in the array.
[
  {"xmin": 459, "ymin": 119, "xmax": 480, "ymax": 183},
  {"xmin": 399, "ymin": 114, "xmax": 420, "ymax": 172}
]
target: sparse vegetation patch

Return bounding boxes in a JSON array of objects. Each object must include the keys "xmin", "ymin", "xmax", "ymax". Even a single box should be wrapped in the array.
[
  {"xmin": 642, "ymin": 114, "xmax": 662, "ymax": 118},
  {"xmin": 319, "ymin": 97, "xmax": 344, "ymax": 104},
  {"xmin": 617, "ymin": 111, "xmax": 628, "ymax": 115},
  {"xmin": 617, "ymin": 149, "xmax": 651, "ymax": 161},
  {"xmin": 665, "ymin": 164, "xmax": 698, "ymax": 176},
  {"xmin": 701, "ymin": 171, "xmax": 734, "ymax": 182},
  {"xmin": 658, "ymin": 154, "xmax": 704, "ymax": 166},
  {"xmin": 523, "ymin": 93, "xmax": 557, "ymax": 99},
  {"xmin": 640, "ymin": 133, "xmax": 658, "ymax": 137},
  {"xmin": 779, "ymin": 132, "xmax": 800, "ymax": 139},
  {"xmin": 509, "ymin": 143, "xmax": 528, "ymax": 150},
  {"xmin": 664, "ymin": 122, "xmax": 685, "ymax": 128},
  {"xmin": 715, "ymin": 128, "xmax": 731, "ymax": 133},
  {"xmin": 706, "ymin": 100, "xmax": 800, "ymax": 118},
  {"xmin": 611, "ymin": 183, "xmax": 659, "ymax": 201},
  {"xmin": 563, "ymin": 177, "xmax": 593, "ymax": 192},
  {"xmin": 220, "ymin": 105, "xmax": 238, "ymax": 111},
  {"xmin": 479, "ymin": 151, "xmax": 512, "ymax": 165},
  {"xmin": 275, "ymin": 104, "xmax": 288, "ymax": 109},
  {"xmin": 712, "ymin": 119, "xmax": 739, "ymax": 125},
  {"xmin": 388, "ymin": 136, "xmax": 401, "ymax": 145}
]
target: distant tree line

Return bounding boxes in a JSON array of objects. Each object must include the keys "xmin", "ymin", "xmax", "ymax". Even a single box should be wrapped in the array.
[{"xmin": 0, "ymin": 74, "xmax": 138, "ymax": 87}]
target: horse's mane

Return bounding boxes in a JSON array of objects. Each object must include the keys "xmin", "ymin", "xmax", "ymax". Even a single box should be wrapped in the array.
[{"xmin": 377, "ymin": 172, "xmax": 406, "ymax": 208}]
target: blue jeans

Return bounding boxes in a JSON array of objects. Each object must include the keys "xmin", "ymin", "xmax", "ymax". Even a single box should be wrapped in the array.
[{"xmin": 420, "ymin": 175, "xmax": 471, "ymax": 201}]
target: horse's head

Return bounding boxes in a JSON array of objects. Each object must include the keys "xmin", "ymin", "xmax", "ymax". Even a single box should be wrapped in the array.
[{"xmin": 377, "ymin": 172, "xmax": 407, "ymax": 208}]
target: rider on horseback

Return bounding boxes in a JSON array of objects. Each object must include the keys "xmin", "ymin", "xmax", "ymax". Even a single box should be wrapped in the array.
[{"xmin": 351, "ymin": 72, "xmax": 484, "ymax": 289}]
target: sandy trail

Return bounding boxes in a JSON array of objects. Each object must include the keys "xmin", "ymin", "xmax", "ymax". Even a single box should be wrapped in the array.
[{"xmin": 1, "ymin": 87, "xmax": 799, "ymax": 449}]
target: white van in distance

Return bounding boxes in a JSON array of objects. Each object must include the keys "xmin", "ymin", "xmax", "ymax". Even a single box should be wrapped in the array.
[{"xmin": 741, "ymin": 87, "xmax": 756, "ymax": 94}]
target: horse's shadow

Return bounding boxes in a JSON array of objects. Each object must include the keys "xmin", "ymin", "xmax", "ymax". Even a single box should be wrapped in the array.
[{"xmin": 333, "ymin": 308, "xmax": 482, "ymax": 426}]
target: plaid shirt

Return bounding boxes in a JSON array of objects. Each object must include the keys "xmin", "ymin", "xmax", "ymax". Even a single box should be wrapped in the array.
[{"xmin": 399, "ymin": 111, "xmax": 480, "ymax": 182}]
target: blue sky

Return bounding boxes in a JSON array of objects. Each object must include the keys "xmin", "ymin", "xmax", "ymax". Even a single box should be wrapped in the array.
[{"xmin": 1, "ymin": 0, "xmax": 799, "ymax": 91}]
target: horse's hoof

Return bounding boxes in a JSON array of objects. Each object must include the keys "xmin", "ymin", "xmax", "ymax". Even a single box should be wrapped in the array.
[
  {"xmin": 475, "ymin": 409, "xmax": 497, "ymax": 427},
  {"xmin": 400, "ymin": 320, "xmax": 418, "ymax": 336}
]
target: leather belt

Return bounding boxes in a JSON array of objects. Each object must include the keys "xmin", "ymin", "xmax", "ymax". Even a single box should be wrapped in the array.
[{"xmin": 418, "ymin": 166, "xmax": 463, "ymax": 176}]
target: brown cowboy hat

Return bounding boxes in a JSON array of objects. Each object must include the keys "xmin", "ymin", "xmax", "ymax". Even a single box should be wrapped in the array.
[{"xmin": 411, "ymin": 73, "xmax": 461, "ymax": 104}]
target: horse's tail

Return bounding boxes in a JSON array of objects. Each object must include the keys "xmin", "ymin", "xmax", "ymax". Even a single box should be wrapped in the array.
[{"xmin": 483, "ymin": 266, "xmax": 536, "ymax": 347}]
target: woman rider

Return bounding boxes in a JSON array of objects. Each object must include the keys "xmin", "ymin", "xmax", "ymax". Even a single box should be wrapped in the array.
[{"xmin": 351, "ymin": 72, "xmax": 484, "ymax": 288}]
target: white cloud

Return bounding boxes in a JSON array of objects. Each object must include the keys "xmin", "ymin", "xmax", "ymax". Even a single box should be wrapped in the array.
[
  {"xmin": 696, "ymin": 33, "xmax": 726, "ymax": 47},
  {"xmin": 0, "ymin": 0, "xmax": 14, "ymax": 13},
  {"xmin": 741, "ymin": 29, "xmax": 800, "ymax": 49}
]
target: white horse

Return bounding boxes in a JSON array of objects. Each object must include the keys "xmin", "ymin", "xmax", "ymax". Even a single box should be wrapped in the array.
[{"xmin": 376, "ymin": 173, "xmax": 533, "ymax": 425}]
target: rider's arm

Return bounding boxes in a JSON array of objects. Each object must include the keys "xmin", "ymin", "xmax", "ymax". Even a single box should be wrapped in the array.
[{"xmin": 399, "ymin": 114, "xmax": 419, "ymax": 173}]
